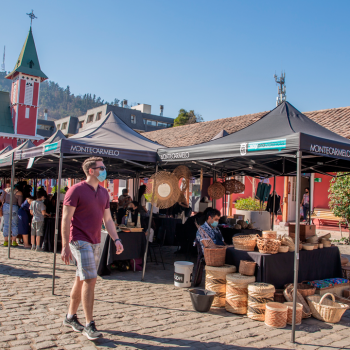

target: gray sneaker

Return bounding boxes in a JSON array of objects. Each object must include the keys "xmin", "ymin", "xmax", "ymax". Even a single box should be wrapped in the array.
[
  {"xmin": 36, "ymin": 246, "xmax": 43, "ymax": 252},
  {"xmin": 63, "ymin": 314, "xmax": 84, "ymax": 332},
  {"xmin": 31, "ymin": 244, "xmax": 36, "ymax": 250},
  {"xmin": 82, "ymin": 321, "xmax": 102, "ymax": 340}
]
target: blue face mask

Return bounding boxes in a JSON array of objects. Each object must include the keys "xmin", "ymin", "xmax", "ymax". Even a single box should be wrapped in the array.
[
  {"xmin": 97, "ymin": 169, "xmax": 107, "ymax": 182},
  {"xmin": 211, "ymin": 221, "xmax": 219, "ymax": 228}
]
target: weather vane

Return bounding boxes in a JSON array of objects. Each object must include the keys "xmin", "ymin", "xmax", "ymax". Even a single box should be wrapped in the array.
[{"xmin": 26, "ymin": 10, "xmax": 37, "ymax": 27}]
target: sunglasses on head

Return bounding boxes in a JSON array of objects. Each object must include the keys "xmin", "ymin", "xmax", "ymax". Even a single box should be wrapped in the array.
[{"xmin": 92, "ymin": 166, "xmax": 106, "ymax": 171}]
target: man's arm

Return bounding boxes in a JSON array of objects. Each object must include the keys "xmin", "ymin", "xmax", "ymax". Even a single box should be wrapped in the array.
[
  {"xmin": 61, "ymin": 205, "xmax": 76, "ymax": 264},
  {"xmin": 104, "ymin": 208, "xmax": 124, "ymax": 255}
]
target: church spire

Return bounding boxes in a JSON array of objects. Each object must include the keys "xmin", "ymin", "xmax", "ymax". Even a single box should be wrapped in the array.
[{"xmin": 5, "ymin": 27, "xmax": 48, "ymax": 81}]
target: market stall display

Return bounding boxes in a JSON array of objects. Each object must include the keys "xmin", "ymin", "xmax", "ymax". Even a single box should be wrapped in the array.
[
  {"xmin": 247, "ymin": 282, "xmax": 275, "ymax": 321},
  {"xmin": 256, "ymin": 237, "xmax": 281, "ymax": 254},
  {"xmin": 220, "ymin": 227, "xmax": 262, "ymax": 244},
  {"xmin": 232, "ymin": 234, "xmax": 258, "ymax": 251},
  {"xmin": 225, "ymin": 273, "xmax": 255, "ymax": 314},
  {"xmin": 225, "ymin": 246, "xmax": 342, "ymax": 289},
  {"xmin": 265, "ymin": 302, "xmax": 288, "ymax": 328},
  {"xmin": 205, "ymin": 265, "xmax": 236, "ymax": 307}
]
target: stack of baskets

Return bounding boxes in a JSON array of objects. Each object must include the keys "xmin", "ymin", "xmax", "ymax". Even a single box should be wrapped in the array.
[
  {"xmin": 232, "ymin": 234, "xmax": 258, "ymax": 251},
  {"xmin": 306, "ymin": 235, "xmax": 320, "ymax": 249},
  {"xmin": 280, "ymin": 235, "xmax": 302, "ymax": 252},
  {"xmin": 319, "ymin": 233, "xmax": 331, "ymax": 248}
]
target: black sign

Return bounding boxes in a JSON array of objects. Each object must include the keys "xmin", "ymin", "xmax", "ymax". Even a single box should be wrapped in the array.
[{"xmin": 174, "ymin": 272, "xmax": 184, "ymax": 283}]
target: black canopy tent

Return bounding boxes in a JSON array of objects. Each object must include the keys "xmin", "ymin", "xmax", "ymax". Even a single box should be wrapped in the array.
[
  {"xmin": 0, "ymin": 111, "xmax": 165, "ymax": 292},
  {"xmin": 157, "ymin": 101, "xmax": 350, "ymax": 342}
]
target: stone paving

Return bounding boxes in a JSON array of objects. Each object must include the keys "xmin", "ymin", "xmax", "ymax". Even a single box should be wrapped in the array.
[{"xmin": 1, "ymin": 243, "xmax": 350, "ymax": 350}]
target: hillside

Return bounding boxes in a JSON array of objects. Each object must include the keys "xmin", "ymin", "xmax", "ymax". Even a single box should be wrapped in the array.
[{"xmin": 0, "ymin": 71, "xmax": 120, "ymax": 120}]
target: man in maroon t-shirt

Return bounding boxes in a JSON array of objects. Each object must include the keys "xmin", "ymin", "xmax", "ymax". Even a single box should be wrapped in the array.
[{"xmin": 61, "ymin": 157, "xmax": 124, "ymax": 340}]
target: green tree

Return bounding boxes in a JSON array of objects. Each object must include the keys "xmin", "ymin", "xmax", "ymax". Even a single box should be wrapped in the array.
[
  {"xmin": 328, "ymin": 173, "xmax": 350, "ymax": 222},
  {"xmin": 174, "ymin": 109, "xmax": 203, "ymax": 127}
]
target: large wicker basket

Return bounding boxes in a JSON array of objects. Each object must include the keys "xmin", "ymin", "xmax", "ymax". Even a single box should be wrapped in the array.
[
  {"xmin": 284, "ymin": 282, "xmax": 316, "ymax": 298},
  {"xmin": 239, "ymin": 260, "xmax": 256, "ymax": 276},
  {"xmin": 257, "ymin": 238, "xmax": 281, "ymax": 254},
  {"xmin": 203, "ymin": 246, "xmax": 226, "ymax": 267},
  {"xmin": 232, "ymin": 234, "xmax": 258, "ymax": 251},
  {"xmin": 284, "ymin": 284, "xmax": 312, "ymax": 318},
  {"xmin": 306, "ymin": 293, "xmax": 349, "ymax": 323}
]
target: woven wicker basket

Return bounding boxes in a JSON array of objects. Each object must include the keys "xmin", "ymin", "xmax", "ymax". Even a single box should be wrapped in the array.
[
  {"xmin": 239, "ymin": 260, "xmax": 256, "ymax": 276},
  {"xmin": 306, "ymin": 293, "xmax": 349, "ymax": 323},
  {"xmin": 224, "ymin": 179, "xmax": 245, "ymax": 194},
  {"xmin": 284, "ymin": 285, "xmax": 312, "ymax": 318},
  {"xmin": 232, "ymin": 234, "xmax": 258, "ymax": 251},
  {"xmin": 256, "ymin": 238, "xmax": 281, "ymax": 254},
  {"xmin": 318, "ymin": 233, "xmax": 331, "ymax": 242},
  {"xmin": 247, "ymin": 283, "xmax": 275, "ymax": 321},
  {"xmin": 203, "ymin": 246, "xmax": 226, "ymax": 267},
  {"xmin": 274, "ymin": 290, "xmax": 286, "ymax": 303},
  {"xmin": 278, "ymin": 245, "xmax": 289, "ymax": 253},
  {"xmin": 306, "ymin": 235, "xmax": 319, "ymax": 244},
  {"xmin": 225, "ymin": 273, "xmax": 255, "ymax": 314},
  {"xmin": 322, "ymin": 239, "xmax": 332, "ymax": 248},
  {"xmin": 265, "ymin": 302, "xmax": 287, "ymax": 328},
  {"xmin": 284, "ymin": 302, "xmax": 303, "ymax": 325},
  {"xmin": 302, "ymin": 243, "xmax": 314, "ymax": 251},
  {"xmin": 208, "ymin": 182, "xmax": 225, "ymax": 200},
  {"xmin": 284, "ymin": 282, "xmax": 316, "ymax": 298},
  {"xmin": 318, "ymin": 243, "xmax": 323, "ymax": 249},
  {"xmin": 205, "ymin": 265, "xmax": 236, "ymax": 307},
  {"xmin": 262, "ymin": 231, "xmax": 277, "ymax": 239}
]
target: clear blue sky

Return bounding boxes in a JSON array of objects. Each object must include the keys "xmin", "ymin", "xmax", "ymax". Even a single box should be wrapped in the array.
[{"xmin": 2, "ymin": 1, "xmax": 350, "ymax": 121}]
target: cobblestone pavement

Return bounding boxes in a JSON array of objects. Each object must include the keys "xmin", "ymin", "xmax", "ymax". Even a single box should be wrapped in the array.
[{"xmin": 1, "ymin": 244, "xmax": 350, "ymax": 350}]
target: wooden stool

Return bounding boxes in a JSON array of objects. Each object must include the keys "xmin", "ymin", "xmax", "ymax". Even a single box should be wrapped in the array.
[{"xmin": 265, "ymin": 302, "xmax": 288, "ymax": 328}]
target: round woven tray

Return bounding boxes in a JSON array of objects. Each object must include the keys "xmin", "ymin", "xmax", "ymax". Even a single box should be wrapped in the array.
[
  {"xmin": 223, "ymin": 179, "xmax": 245, "ymax": 194},
  {"xmin": 205, "ymin": 265, "xmax": 236, "ymax": 307},
  {"xmin": 225, "ymin": 273, "xmax": 255, "ymax": 315},
  {"xmin": 302, "ymin": 243, "xmax": 314, "ymax": 251},
  {"xmin": 306, "ymin": 235, "xmax": 319, "ymax": 244},
  {"xmin": 284, "ymin": 302, "xmax": 303, "ymax": 325},
  {"xmin": 247, "ymin": 283, "xmax": 275, "ymax": 321},
  {"xmin": 146, "ymin": 171, "xmax": 181, "ymax": 209},
  {"xmin": 208, "ymin": 182, "xmax": 225, "ymax": 200},
  {"xmin": 232, "ymin": 234, "xmax": 258, "ymax": 252},
  {"xmin": 265, "ymin": 302, "xmax": 288, "ymax": 328},
  {"xmin": 257, "ymin": 238, "xmax": 281, "ymax": 254},
  {"xmin": 278, "ymin": 245, "xmax": 289, "ymax": 253}
]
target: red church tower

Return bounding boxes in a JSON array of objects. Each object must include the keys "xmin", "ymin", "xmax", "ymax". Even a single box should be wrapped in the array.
[{"xmin": 5, "ymin": 26, "xmax": 48, "ymax": 137}]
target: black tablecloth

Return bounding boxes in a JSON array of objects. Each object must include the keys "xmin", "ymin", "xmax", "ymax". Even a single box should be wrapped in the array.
[
  {"xmin": 42, "ymin": 217, "xmax": 62, "ymax": 252},
  {"xmin": 225, "ymin": 246, "xmax": 342, "ymax": 289},
  {"xmin": 220, "ymin": 228, "xmax": 262, "ymax": 244},
  {"xmin": 153, "ymin": 217, "xmax": 182, "ymax": 246},
  {"xmin": 97, "ymin": 230, "xmax": 146, "ymax": 276}
]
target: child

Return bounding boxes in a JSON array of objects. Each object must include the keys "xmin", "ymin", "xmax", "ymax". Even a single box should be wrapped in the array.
[{"xmin": 30, "ymin": 189, "xmax": 50, "ymax": 251}]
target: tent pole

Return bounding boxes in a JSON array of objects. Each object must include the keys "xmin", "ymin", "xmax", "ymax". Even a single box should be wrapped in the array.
[
  {"xmin": 272, "ymin": 176, "xmax": 276, "ymax": 230},
  {"xmin": 8, "ymin": 154, "xmax": 15, "ymax": 259},
  {"xmin": 308, "ymin": 175, "xmax": 312, "ymax": 225},
  {"xmin": 141, "ymin": 164, "xmax": 158, "ymax": 281},
  {"xmin": 52, "ymin": 153, "xmax": 63, "ymax": 295},
  {"xmin": 291, "ymin": 150, "xmax": 302, "ymax": 343}
]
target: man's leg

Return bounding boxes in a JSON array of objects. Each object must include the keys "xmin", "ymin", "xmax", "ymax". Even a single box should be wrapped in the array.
[
  {"xmin": 68, "ymin": 276, "xmax": 84, "ymax": 315},
  {"xmin": 81, "ymin": 277, "xmax": 97, "ymax": 325}
]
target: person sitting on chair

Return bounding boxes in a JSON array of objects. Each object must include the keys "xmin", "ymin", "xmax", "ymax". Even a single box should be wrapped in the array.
[{"xmin": 196, "ymin": 208, "xmax": 225, "ymax": 253}]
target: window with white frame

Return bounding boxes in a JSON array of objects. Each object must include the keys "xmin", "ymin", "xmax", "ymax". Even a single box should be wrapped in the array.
[{"xmin": 131, "ymin": 115, "xmax": 136, "ymax": 124}]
